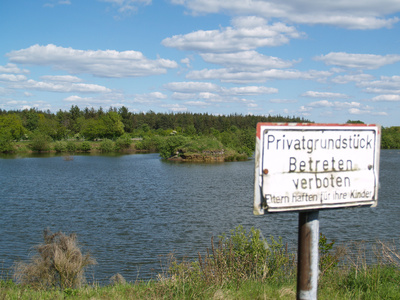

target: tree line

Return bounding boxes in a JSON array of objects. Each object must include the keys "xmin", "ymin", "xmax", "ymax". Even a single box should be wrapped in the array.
[{"xmin": 0, "ymin": 106, "xmax": 398, "ymax": 153}]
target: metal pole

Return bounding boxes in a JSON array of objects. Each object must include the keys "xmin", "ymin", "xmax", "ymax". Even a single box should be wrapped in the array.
[{"xmin": 296, "ymin": 210, "xmax": 319, "ymax": 300}]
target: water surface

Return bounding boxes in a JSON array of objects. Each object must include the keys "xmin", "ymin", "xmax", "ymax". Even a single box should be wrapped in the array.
[{"xmin": 1, "ymin": 150, "xmax": 399, "ymax": 283}]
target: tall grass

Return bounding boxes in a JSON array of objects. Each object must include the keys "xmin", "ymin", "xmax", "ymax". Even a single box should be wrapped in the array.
[
  {"xmin": 12, "ymin": 229, "xmax": 96, "ymax": 290},
  {"xmin": 1, "ymin": 227, "xmax": 399, "ymax": 299}
]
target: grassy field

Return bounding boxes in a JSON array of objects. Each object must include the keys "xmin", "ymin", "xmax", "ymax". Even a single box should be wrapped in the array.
[{"xmin": 1, "ymin": 227, "xmax": 399, "ymax": 299}]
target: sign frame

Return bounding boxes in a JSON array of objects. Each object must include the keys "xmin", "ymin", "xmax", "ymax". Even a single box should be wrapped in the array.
[{"xmin": 254, "ymin": 123, "xmax": 381, "ymax": 214}]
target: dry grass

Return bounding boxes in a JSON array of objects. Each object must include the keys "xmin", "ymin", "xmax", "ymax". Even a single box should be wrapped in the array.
[{"xmin": 13, "ymin": 229, "xmax": 96, "ymax": 290}]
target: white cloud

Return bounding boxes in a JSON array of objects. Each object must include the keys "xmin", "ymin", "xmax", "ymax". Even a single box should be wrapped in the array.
[
  {"xmin": 307, "ymin": 100, "xmax": 361, "ymax": 109},
  {"xmin": 171, "ymin": 92, "xmax": 196, "ymax": 100},
  {"xmin": 359, "ymin": 76, "xmax": 400, "ymax": 94},
  {"xmin": 187, "ymin": 68, "xmax": 332, "ymax": 83},
  {"xmin": 200, "ymin": 51, "xmax": 295, "ymax": 70},
  {"xmin": 133, "ymin": 92, "xmax": 168, "ymax": 104},
  {"xmin": 40, "ymin": 75, "xmax": 83, "ymax": 82},
  {"xmin": 332, "ymin": 73, "xmax": 375, "ymax": 84},
  {"xmin": 64, "ymin": 95, "xmax": 94, "ymax": 102},
  {"xmin": 172, "ymin": 0, "xmax": 400, "ymax": 29},
  {"xmin": 164, "ymin": 81, "xmax": 220, "ymax": 93},
  {"xmin": 7, "ymin": 44, "xmax": 178, "ymax": 78},
  {"xmin": 44, "ymin": 0, "xmax": 71, "ymax": 8},
  {"xmin": 0, "ymin": 74, "xmax": 27, "ymax": 82},
  {"xmin": 270, "ymin": 99, "xmax": 297, "ymax": 103},
  {"xmin": 0, "ymin": 63, "xmax": 29, "ymax": 74},
  {"xmin": 161, "ymin": 103, "xmax": 188, "ymax": 112},
  {"xmin": 371, "ymin": 94, "xmax": 400, "ymax": 101},
  {"xmin": 315, "ymin": 52, "xmax": 400, "ymax": 69},
  {"xmin": 180, "ymin": 57, "xmax": 191, "ymax": 67},
  {"xmin": 11, "ymin": 79, "xmax": 111, "ymax": 93},
  {"xmin": 301, "ymin": 91, "xmax": 349, "ymax": 98},
  {"xmin": 184, "ymin": 100, "xmax": 210, "ymax": 106},
  {"xmin": 63, "ymin": 95, "xmax": 117, "ymax": 107},
  {"xmin": 100, "ymin": 0, "xmax": 151, "ymax": 14},
  {"xmin": 162, "ymin": 16, "xmax": 304, "ymax": 53},
  {"xmin": 227, "ymin": 86, "xmax": 278, "ymax": 95}
]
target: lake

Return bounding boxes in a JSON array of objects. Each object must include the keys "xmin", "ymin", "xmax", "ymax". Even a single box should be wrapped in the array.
[{"xmin": 1, "ymin": 150, "xmax": 399, "ymax": 283}]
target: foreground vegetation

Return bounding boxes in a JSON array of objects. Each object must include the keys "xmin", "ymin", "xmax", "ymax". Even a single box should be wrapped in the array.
[{"xmin": 1, "ymin": 226, "xmax": 399, "ymax": 299}]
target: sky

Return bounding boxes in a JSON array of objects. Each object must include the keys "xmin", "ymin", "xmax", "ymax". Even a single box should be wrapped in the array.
[{"xmin": 1, "ymin": 1, "xmax": 400, "ymax": 126}]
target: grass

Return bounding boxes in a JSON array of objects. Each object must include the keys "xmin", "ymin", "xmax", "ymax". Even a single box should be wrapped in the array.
[{"xmin": 1, "ymin": 227, "xmax": 400, "ymax": 299}]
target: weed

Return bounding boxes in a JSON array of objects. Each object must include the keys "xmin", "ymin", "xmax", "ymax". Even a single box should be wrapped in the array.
[{"xmin": 13, "ymin": 229, "xmax": 96, "ymax": 290}]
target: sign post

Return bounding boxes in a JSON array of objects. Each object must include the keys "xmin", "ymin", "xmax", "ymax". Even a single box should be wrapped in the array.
[{"xmin": 254, "ymin": 123, "xmax": 381, "ymax": 299}]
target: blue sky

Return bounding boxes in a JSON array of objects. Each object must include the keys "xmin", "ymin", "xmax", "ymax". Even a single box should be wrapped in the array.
[{"xmin": 1, "ymin": 0, "xmax": 400, "ymax": 126}]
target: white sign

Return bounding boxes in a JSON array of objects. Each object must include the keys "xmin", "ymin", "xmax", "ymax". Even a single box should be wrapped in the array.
[{"xmin": 254, "ymin": 123, "xmax": 381, "ymax": 213}]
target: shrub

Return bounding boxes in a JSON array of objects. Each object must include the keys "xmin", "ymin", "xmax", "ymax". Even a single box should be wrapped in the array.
[
  {"xmin": 53, "ymin": 141, "xmax": 67, "ymax": 152},
  {"xmin": 79, "ymin": 141, "xmax": 91, "ymax": 152},
  {"xmin": 135, "ymin": 136, "xmax": 161, "ymax": 152},
  {"xmin": 319, "ymin": 233, "xmax": 345, "ymax": 275},
  {"xmin": 158, "ymin": 135, "xmax": 189, "ymax": 159},
  {"xmin": 66, "ymin": 141, "xmax": 77, "ymax": 152},
  {"xmin": 115, "ymin": 133, "xmax": 132, "ymax": 150},
  {"xmin": 13, "ymin": 229, "xmax": 96, "ymax": 290},
  {"xmin": 99, "ymin": 139, "xmax": 115, "ymax": 152},
  {"xmin": 0, "ymin": 132, "xmax": 15, "ymax": 153},
  {"xmin": 29, "ymin": 132, "xmax": 52, "ymax": 152},
  {"xmin": 167, "ymin": 225, "xmax": 295, "ymax": 286}
]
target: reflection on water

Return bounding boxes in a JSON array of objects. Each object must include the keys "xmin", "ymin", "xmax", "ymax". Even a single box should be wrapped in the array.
[{"xmin": 0, "ymin": 150, "xmax": 399, "ymax": 283}]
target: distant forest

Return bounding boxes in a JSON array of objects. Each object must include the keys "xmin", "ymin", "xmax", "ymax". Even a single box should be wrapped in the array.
[
  {"xmin": 0, "ymin": 106, "xmax": 399, "ymax": 150},
  {"xmin": 0, "ymin": 106, "xmax": 309, "ymax": 140}
]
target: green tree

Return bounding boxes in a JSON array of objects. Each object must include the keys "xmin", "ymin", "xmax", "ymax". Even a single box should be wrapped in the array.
[
  {"xmin": 0, "ymin": 114, "xmax": 26, "ymax": 140},
  {"xmin": 101, "ymin": 111, "xmax": 124, "ymax": 139},
  {"xmin": 80, "ymin": 119, "xmax": 105, "ymax": 140}
]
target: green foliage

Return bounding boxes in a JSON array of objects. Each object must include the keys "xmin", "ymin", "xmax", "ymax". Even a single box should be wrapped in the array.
[
  {"xmin": 81, "ymin": 118, "xmax": 105, "ymax": 141},
  {"xmin": 99, "ymin": 139, "xmax": 115, "ymax": 152},
  {"xmin": 79, "ymin": 141, "xmax": 91, "ymax": 152},
  {"xmin": 135, "ymin": 136, "xmax": 162, "ymax": 152},
  {"xmin": 115, "ymin": 133, "xmax": 132, "ymax": 150},
  {"xmin": 0, "ymin": 131, "xmax": 16, "ymax": 153},
  {"xmin": 346, "ymin": 120, "xmax": 365, "ymax": 124},
  {"xmin": 179, "ymin": 136, "xmax": 224, "ymax": 154},
  {"xmin": 158, "ymin": 135, "xmax": 189, "ymax": 159},
  {"xmin": 29, "ymin": 132, "xmax": 52, "ymax": 152},
  {"xmin": 0, "ymin": 114, "xmax": 26, "ymax": 140},
  {"xmin": 101, "ymin": 111, "xmax": 125, "ymax": 139},
  {"xmin": 167, "ymin": 225, "xmax": 295, "ymax": 287},
  {"xmin": 37, "ymin": 114, "xmax": 59, "ymax": 140},
  {"xmin": 66, "ymin": 141, "xmax": 77, "ymax": 152},
  {"xmin": 382, "ymin": 126, "xmax": 400, "ymax": 149},
  {"xmin": 53, "ymin": 141, "xmax": 67, "ymax": 153},
  {"xmin": 319, "ymin": 233, "xmax": 341, "ymax": 275}
]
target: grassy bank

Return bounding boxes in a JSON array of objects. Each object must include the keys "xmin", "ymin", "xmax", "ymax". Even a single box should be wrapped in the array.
[
  {"xmin": 6, "ymin": 134, "xmax": 250, "ymax": 161},
  {"xmin": 1, "ymin": 227, "xmax": 399, "ymax": 299}
]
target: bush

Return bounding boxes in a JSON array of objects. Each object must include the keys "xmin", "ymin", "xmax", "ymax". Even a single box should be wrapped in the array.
[
  {"xmin": 66, "ymin": 141, "xmax": 77, "ymax": 152},
  {"xmin": 29, "ymin": 132, "xmax": 52, "ymax": 152},
  {"xmin": 135, "ymin": 136, "xmax": 161, "ymax": 152},
  {"xmin": 99, "ymin": 139, "xmax": 115, "ymax": 152},
  {"xmin": 53, "ymin": 141, "xmax": 67, "ymax": 152},
  {"xmin": 13, "ymin": 229, "xmax": 96, "ymax": 290},
  {"xmin": 115, "ymin": 133, "xmax": 132, "ymax": 150},
  {"xmin": 79, "ymin": 141, "xmax": 91, "ymax": 152},
  {"xmin": 0, "ymin": 132, "xmax": 15, "ymax": 153},
  {"xmin": 158, "ymin": 135, "xmax": 189, "ymax": 159},
  {"xmin": 167, "ymin": 225, "xmax": 295, "ymax": 286}
]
